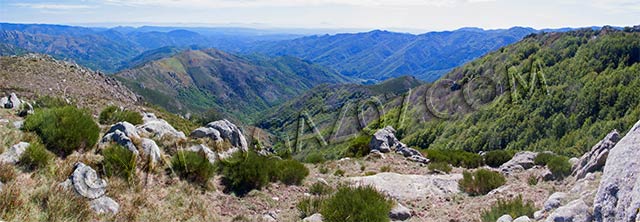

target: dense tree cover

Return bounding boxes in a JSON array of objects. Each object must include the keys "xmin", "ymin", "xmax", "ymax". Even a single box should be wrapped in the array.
[{"xmin": 401, "ymin": 28, "xmax": 640, "ymax": 157}]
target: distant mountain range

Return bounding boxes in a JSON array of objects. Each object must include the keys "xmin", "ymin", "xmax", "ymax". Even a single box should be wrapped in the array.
[
  {"xmin": 0, "ymin": 23, "xmax": 583, "ymax": 82},
  {"xmin": 115, "ymin": 48, "xmax": 352, "ymax": 121}
]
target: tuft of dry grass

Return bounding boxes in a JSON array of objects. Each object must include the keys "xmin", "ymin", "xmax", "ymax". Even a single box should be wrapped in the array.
[
  {"xmin": 0, "ymin": 182, "xmax": 25, "ymax": 218},
  {"xmin": 0, "ymin": 163, "xmax": 17, "ymax": 183}
]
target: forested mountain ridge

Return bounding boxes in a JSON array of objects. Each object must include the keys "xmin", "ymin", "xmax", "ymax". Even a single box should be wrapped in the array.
[
  {"xmin": 115, "ymin": 48, "xmax": 352, "ymax": 122},
  {"xmin": 245, "ymin": 27, "xmax": 538, "ymax": 81}
]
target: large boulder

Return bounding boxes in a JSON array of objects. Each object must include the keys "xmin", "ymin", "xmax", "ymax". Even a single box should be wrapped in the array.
[
  {"xmin": 106, "ymin": 122, "xmax": 140, "ymax": 140},
  {"xmin": 572, "ymin": 129, "xmax": 619, "ymax": 180},
  {"xmin": 389, "ymin": 203, "xmax": 412, "ymax": 221},
  {"xmin": 69, "ymin": 162, "xmax": 107, "ymax": 199},
  {"xmin": 543, "ymin": 192, "xmax": 568, "ymax": 212},
  {"xmin": 546, "ymin": 198, "xmax": 592, "ymax": 222},
  {"xmin": 190, "ymin": 119, "xmax": 248, "ymax": 154},
  {"xmin": 369, "ymin": 126, "xmax": 429, "ymax": 164},
  {"xmin": 593, "ymin": 120, "xmax": 640, "ymax": 222},
  {"xmin": 140, "ymin": 138, "xmax": 161, "ymax": 164},
  {"xmin": 0, "ymin": 142, "xmax": 29, "ymax": 164},
  {"xmin": 187, "ymin": 144, "xmax": 218, "ymax": 165},
  {"xmin": 499, "ymin": 151, "xmax": 537, "ymax": 175},
  {"xmin": 349, "ymin": 172, "xmax": 461, "ymax": 201},
  {"xmin": 137, "ymin": 112, "xmax": 186, "ymax": 140}
]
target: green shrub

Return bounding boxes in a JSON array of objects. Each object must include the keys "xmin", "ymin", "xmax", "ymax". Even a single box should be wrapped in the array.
[
  {"xmin": 309, "ymin": 181, "xmax": 333, "ymax": 196},
  {"xmin": 172, "ymin": 151, "xmax": 216, "ymax": 187},
  {"xmin": 0, "ymin": 182, "xmax": 23, "ymax": 218},
  {"xmin": 459, "ymin": 169, "xmax": 506, "ymax": 196},
  {"xmin": 319, "ymin": 166, "xmax": 329, "ymax": 174},
  {"xmin": 320, "ymin": 185, "xmax": 393, "ymax": 222},
  {"xmin": 333, "ymin": 169, "xmax": 345, "ymax": 177},
  {"xmin": 276, "ymin": 159, "xmax": 309, "ymax": 185},
  {"xmin": 305, "ymin": 152, "xmax": 326, "ymax": 164},
  {"xmin": 33, "ymin": 96, "xmax": 67, "ymax": 109},
  {"xmin": 481, "ymin": 196, "xmax": 535, "ymax": 222},
  {"xmin": 365, "ymin": 171, "xmax": 377, "ymax": 176},
  {"xmin": 219, "ymin": 152, "xmax": 276, "ymax": 195},
  {"xmin": 484, "ymin": 150, "xmax": 513, "ymax": 168},
  {"xmin": 297, "ymin": 197, "xmax": 325, "ymax": 218},
  {"xmin": 23, "ymin": 106, "xmax": 100, "ymax": 157},
  {"xmin": 425, "ymin": 149, "xmax": 484, "ymax": 168},
  {"xmin": 380, "ymin": 165, "xmax": 391, "ymax": 172},
  {"xmin": 528, "ymin": 175, "xmax": 538, "ymax": 186},
  {"xmin": 103, "ymin": 144, "xmax": 138, "ymax": 182},
  {"xmin": 99, "ymin": 105, "xmax": 143, "ymax": 125},
  {"xmin": 547, "ymin": 155, "xmax": 572, "ymax": 179},
  {"xmin": 19, "ymin": 141, "xmax": 54, "ymax": 171},
  {"xmin": 345, "ymin": 135, "xmax": 371, "ymax": 157},
  {"xmin": 428, "ymin": 162, "xmax": 452, "ymax": 173},
  {"xmin": 534, "ymin": 152, "xmax": 555, "ymax": 166}
]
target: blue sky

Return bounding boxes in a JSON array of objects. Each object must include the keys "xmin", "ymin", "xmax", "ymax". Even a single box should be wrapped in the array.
[{"xmin": 1, "ymin": 0, "xmax": 638, "ymax": 32}]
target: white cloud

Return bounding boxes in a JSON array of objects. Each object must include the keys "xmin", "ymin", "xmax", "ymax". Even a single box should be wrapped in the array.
[
  {"xmin": 12, "ymin": 3, "xmax": 96, "ymax": 10},
  {"xmin": 101, "ymin": 0, "xmax": 490, "ymax": 8}
]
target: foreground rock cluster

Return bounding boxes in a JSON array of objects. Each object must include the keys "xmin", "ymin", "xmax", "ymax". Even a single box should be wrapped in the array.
[{"xmin": 369, "ymin": 126, "xmax": 429, "ymax": 164}]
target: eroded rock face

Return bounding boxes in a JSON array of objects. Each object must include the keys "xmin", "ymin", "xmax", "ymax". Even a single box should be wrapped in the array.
[
  {"xmin": 593, "ymin": 120, "xmax": 640, "ymax": 222},
  {"xmin": 70, "ymin": 162, "xmax": 107, "ymax": 199},
  {"xmin": 572, "ymin": 129, "xmax": 619, "ymax": 180},
  {"xmin": 499, "ymin": 151, "xmax": 537, "ymax": 175},
  {"xmin": 546, "ymin": 199, "xmax": 592, "ymax": 222},
  {"xmin": 349, "ymin": 172, "xmax": 461, "ymax": 201},
  {"xmin": 369, "ymin": 126, "xmax": 429, "ymax": 164},
  {"xmin": 137, "ymin": 112, "xmax": 186, "ymax": 140},
  {"xmin": 0, "ymin": 142, "xmax": 29, "ymax": 164}
]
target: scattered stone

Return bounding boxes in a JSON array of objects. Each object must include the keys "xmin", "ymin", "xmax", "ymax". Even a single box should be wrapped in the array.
[
  {"xmin": 349, "ymin": 172, "xmax": 461, "ymax": 201},
  {"xmin": 12, "ymin": 120, "xmax": 23, "ymax": 129},
  {"xmin": 140, "ymin": 138, "xmax": 161, "ymax": 164},
  {"xmin": 69, "ymin": 162, "xmax": 107, "ymax": 199},
  {"xmin": 513, "ymin": 216, "xmax": 531, "ymax": 222},
  {"xmin": 499, "ymin": 151, "xmax": 537, "ymax": 175},
  {"xmin": 0, "ymin": 142, "xmax": 29, "ymax": 164},
  {"xmin": 543, "ymin": 192, "xmax": 567, "ymax": 212},
  {"xmin": 533, "ymin": 210, "xmax": 544, "ymax": 220},
  {"xmin": 317, "ymin": 178, "xmax": 329, "ymax": 186},
  {"xmin": 572, "ymin": 129, "xmax": 619, "ymax": 180},
  {"xmin": 8, "ymin": 93, "xmax": 21, "ymax": 109},
  {"xmin": 546, "ymin": 198, "xmax": 592, "ymax": 222},
  {"xmin": 367, "ymin": 149, "xmax": 386, "ymax": 159},
  {"xmin": 0, "ymin": 97, "xmax": 8, "ymax": 108},
  {"xmin": 389, "ymin": 203, "xmax": 412, "ymax": 221},
  {"xmin": 89, "ymin": 196, "xmax": 120, "ymax": 214},
  {"xmin": 539, "ymin": 169, "xmax": 554, "ymax": 181},
  {"xmin": 262, "ymin": 211, "xmax": 278, "ymax": 221},
  {"xmin": 497, "ymin": 214, "xmax": 513, "ymax": 222},
  {"xmin": 303, "ymin": 213, "xmax": 323, "ymax": 222},
  {"xmin": 593, "ymin": 120, "xmax": 640, "ymax": 222}
]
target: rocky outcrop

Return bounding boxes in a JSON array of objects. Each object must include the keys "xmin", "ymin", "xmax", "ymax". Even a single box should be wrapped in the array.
[
  {"xmin": 64, "ymin": 162, "xmax": 119, "ymax": 214},
  {"xmin": 190, "ymin": 119, "xmax": 248, "ymax": 153},
  {"xmin": 546, "ymin": 198, "xmax": 592, "ymax": 222},
  {"xmin": 389, "ymin": 203, "xmax": 412, "ymax": 221},
  {"xmin": 499, "ymin": 151, "xmax": 537, "ymax": 175},
  {"xmin": 1, "ymin": 93, "xmax": 23, "ymax": 109},
  {"xmin": 349, "ymin": 172, "xmax": 461, "ymax": 201},
  {"xmin": 593, "ymin": 120, "xmax": 640, "ymax": 222},
  {"xmin": 572, "ymin": 129, "xmax": 619, "ymax": 180},
  {"xmin": 100, "ymin": 129, "xmax": 138, "ymax": 155},
  {"xmin": 140, "ymin": 138, "xmax": 161, "ymax": 164},
  {"xmin": 369, "ymin": 126, "xmax": 429, "ymax": 164},
  {"xmin": 0, "ymin": 142, "xmax": 29, "ymax": 164},
  {"xmin": 187, "ymin": 144, "xmax": 218, "ymax": 165},
  {"xmin": 106, "ymin": 122, "xmax": 140, "ymax": 140},
  {"xmin": 137, "ymin": 112, "xmax": 186, "ymax": 140}
]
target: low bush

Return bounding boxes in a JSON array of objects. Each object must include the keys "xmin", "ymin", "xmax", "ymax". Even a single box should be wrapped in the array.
[
  {"xmin": 172, "ymin": 151, "xmax": 216, "ymax": 187},
  {"xmin": 534, "ymin": 152, "xmax": 555, "ymax": 166},
  {"xmin": 319, "ymin": 166, "xmax": 329, "ymax": 174},
  {"xmin": 428, "ymin": 162, "xmax": 452, "ymax": 173},
  {"xmin": 19, "ymin": 141, "xmax": 54, "ymax": 171},
  {"xmin": 33, "ymin": 96, "xmax": 67, "ymax": 109},
  {"xmin": 23, "ymin": 106, "xmax": 100, "ymax": 156},
  {"xmin": 320, "ymin": 185, "xmax": 393, "ymax": 222},
  {"xmin": 345, "ymin": 135, "xmax": 371, "ymax": 157},
  {"xmin": 309, "ymin": 181, "xmax": 333, "ymax": 196},
  {"xmin": 103, "ymin": 144, "xmax": 138, "ymax": 182},
  {"xmin": 297, "ymin": 197, "xmax": 325, "ymax": 218},
  {"xmin": 484, "ymin": 150, "xmax": 513, "ymax": 168},
  {"xmin": 0, "ymin": 163, "xmax": 17, "ymax": 183},
  {"xmin": 459, "ymin": 169, "xmax": 506, "ymax": 196},
  {"xmin": 305, "ymin": 152, "xmax": 326, "ymax": 164},
  {"xmin": 219, "ymin": 152, "xmax": 276, "ymax": 195},
  {"xmin": 276, "ymin": 159, "xmax": 309, "ymax": 185},
  {"xmin": 380, "ymin": 165, "xmax": 391, "ymax": 172},
  {"xmin": 480, "ymin": 196, "xmax": 535, "ymax": 222},
  {"xmin": 99, "ymin": 105, "xmax": 143, "ymax": 125},
  {"xmin": 424, "ymin": 149, "xmax": 484, "ymax": 168},
  {"xmin": 547, "ymin": 155, "xmax": 572, "ymax": 179},
  {"xmin": 527, "ymin": 175, "xmax": 538, "ymax": 186},
  {"xmin": 333, "ymin": 169, "xmax": 345, "ymax": 177}
]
